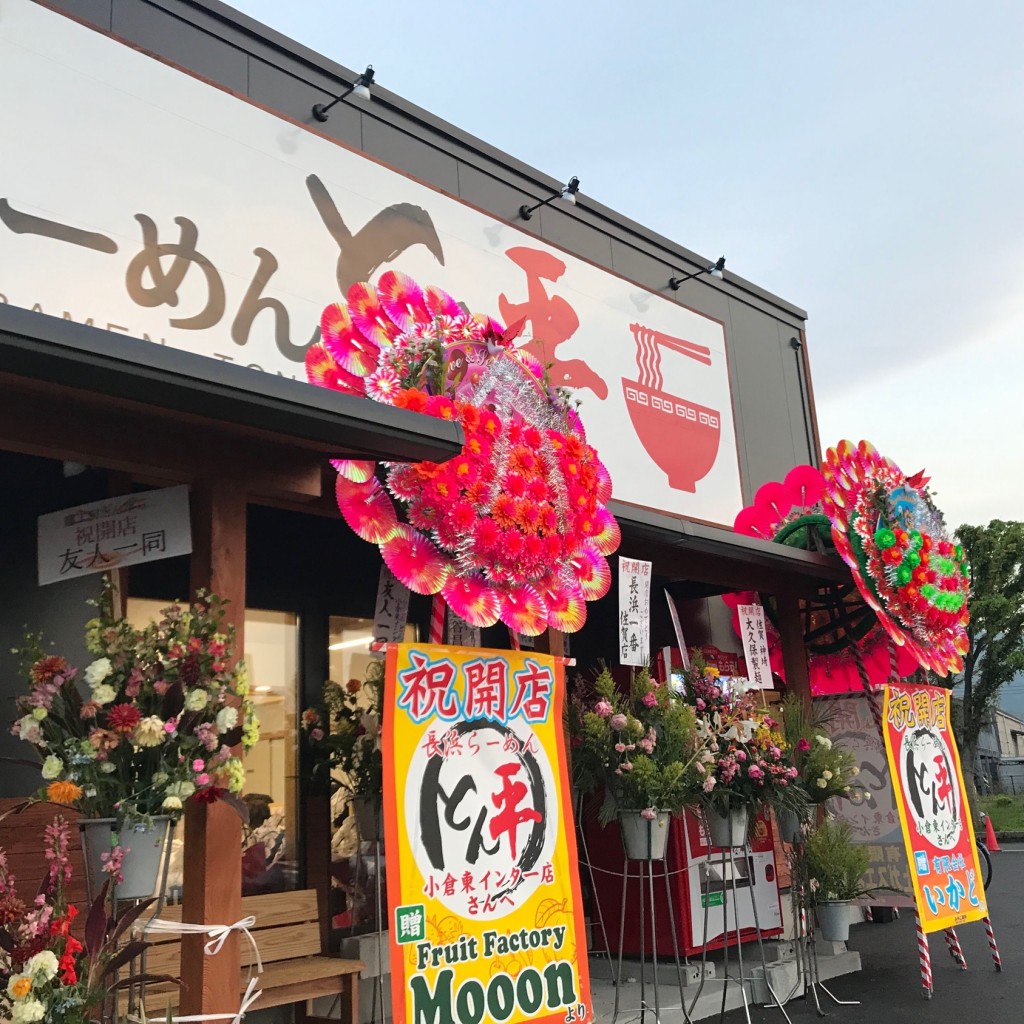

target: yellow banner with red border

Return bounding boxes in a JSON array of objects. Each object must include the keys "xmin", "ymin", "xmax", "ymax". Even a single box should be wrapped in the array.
[
  {"xmin": 383, "ymin": 643, "xmax": 593, "ymax": 1024},
  {"xmin": 881, "ymin": 683, "xmax": 987, "ymax": 932}
]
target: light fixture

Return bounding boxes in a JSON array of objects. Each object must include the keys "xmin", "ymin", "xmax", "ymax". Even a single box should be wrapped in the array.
[
  {"xmin": 518, "ymin": 176, "xmax": 581, "ymax": 220},
  {"xmin": 312, "ymin": 65, "xmax": 375, "ymax": 122},
  {"xmin": 328, "ymin": 634, "xmax": 374, "ymax": 651},
  {"xmin": 668, "ymin": 255, "xmax": 726, "ymax": 290}
]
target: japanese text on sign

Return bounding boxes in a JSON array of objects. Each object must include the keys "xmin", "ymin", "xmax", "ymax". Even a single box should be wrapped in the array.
[
  {"xmin": 737, "ymin": 603, "xmax": 773, "ymax": 690},
  {"xmin": 37, "ymin": 485, "xmax": 191, "ymax": 586},
  {"xmin": 882, "ymin": 683, "xmax": 987, "ymax": 932},
  {"xmin": 619, "ymin": 558, "xmax": 651, "ymax": 667},
  {"xmin": 384, "ymin": 643, "xmax": 592, "ymax": 1024}
]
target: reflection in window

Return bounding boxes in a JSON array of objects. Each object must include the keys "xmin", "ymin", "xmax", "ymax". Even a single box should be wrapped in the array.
[
  {"xmin": 327, "ymin": 616, "xmax": 415, "ymax": 936},
  {"xmin": 126, "ymin": 599, "xmax": 299, "ymax": 898}
]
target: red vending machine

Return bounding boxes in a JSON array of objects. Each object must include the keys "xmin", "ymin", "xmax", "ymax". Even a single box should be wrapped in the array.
[{"xmin": 584, "ymin": 806, "xmax": 784, "ymax": 957}]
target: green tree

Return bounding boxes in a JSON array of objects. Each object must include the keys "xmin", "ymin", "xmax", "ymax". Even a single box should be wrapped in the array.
[{"xmin": 954, "ymin": 520, "xmax": 1024, "ymax": 815}]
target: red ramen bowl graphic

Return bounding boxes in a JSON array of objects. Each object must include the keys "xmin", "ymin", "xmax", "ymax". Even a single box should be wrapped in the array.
[{"xmin": 622, "ymin": 324, "xmax": 722, "ymax": 493}]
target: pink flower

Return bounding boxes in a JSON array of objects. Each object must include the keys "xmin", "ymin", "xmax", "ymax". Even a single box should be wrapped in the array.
[
  {"xmin": 748, "ymin": 765, "xmax": 764, "ymax": 780},
  {"xmin": 614, "ymin": 742, "xmax": 626, "ymax": 753},
  {"xmin": 702, "ymin": 776, "xmax": 717, "ymax": 793},
  {"xmin": 164, "ymin": 718, "xmax": 178, "ymax": 734},
  {"xmin": 696, "ymin": 698, "xmax": 706, "ymax": 711},
  {"xmin": 594, "ymin": 700, "xmax": 613, "ymax": 718},
  {"xmin": 621, "ymin": 761, "xmax": 634, "ymax": 772},
  {"xmin": 642, "ymin": 691, "xmax": 658, "ymax": 708},
  {"xmin": 641, "ymin": 807, "xmax": 657, "ymax": 820},
  {"xmin": 610, "ymin": 713, "xmax": 628, "ymax": 731},
  {"xmin": 311, "ymin": 728, "xmax": 325, "ymax": 742},
  {"xmin": 797, "ymin": 738, "xmax": 811, "ymax": 752},
  {"xmin": 735, "ymin": 750, "xmax": 747, "ymax": 762},
  {"xmin": 192, "ymin": 758, "xmax": 205, "ymax": 771},
  {"xmin": 153, "ymin": 679, "xmax": 170, "ymax": 695},
  {"xmin": 195, "ymin": 773, "xmax": 211, "ymax": 787}
]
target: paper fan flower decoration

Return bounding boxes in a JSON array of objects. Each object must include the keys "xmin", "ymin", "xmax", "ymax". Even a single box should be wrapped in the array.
[
  {"xmin": 305, "ymin": 270, "xmax": 620, "ymax": 635},
  {"xmin": 820, "ymin": 440, "xmax": 970, "ymax": 677},
  {"xmin": 723, "ymin": 463, "xmax": 922, "ymax": 695}
]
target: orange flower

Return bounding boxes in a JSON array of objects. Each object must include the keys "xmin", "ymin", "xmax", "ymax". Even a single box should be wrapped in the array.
[
  {"xmin": 11, "ymin": 976, "xmax": 31, "ymax": 998},
  {"xmin": 47, "ymin": 780, "xmax": 83, "ymax": 805}
]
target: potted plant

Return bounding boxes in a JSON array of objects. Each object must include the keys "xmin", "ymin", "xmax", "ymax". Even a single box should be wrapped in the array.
[
  {"xmin": 803, "ymin": 817, "xmax": 873, "ymax": 942},
  {"xmin": 302, "ymin": 659, "xmax": 385, "ymax": 841},
  {"xmin": 571, "ymin": 664, "xmax": 702, "ymax": 860},
  {"xmin": 778, "ymin": 695, "xmax": 860, "ymax": 842},
  {"xmin": 10, "ymin": 589, "xmax": 258, "ymax": 900},
  {"xmin": 681, "ymin": 656, "xmax": 807, "ymax": 848},
  {"xmin": 0, "ymin": 813, "xmax": 172, "ymax": 1024}
]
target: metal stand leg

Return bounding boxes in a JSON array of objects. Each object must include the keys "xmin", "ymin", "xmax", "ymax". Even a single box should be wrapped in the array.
[
  {"xmin": 743, "ymin": 843, "xmax": 793, "ymax": 1024},
  {"xmin": 983, "ymin": 915, "xmax": 1003, "ymax": 972},
  {"xmin": 575, "ymin": 792, "xmax": 616, "ymax": 986},
  {"xmin": 661, "ymin": 857, "xmax": 694, "ymax": 1024},
  {"xmin": 613, "ymin": 860, "xmax": 629, "ymax": 1024},
  {"xmin": 916, "ymin": 912, "xmax": 933, "ymax": 999},
  {"xmin": 944, "ymin": 928, "xmax": 967, "ymax": 970}
]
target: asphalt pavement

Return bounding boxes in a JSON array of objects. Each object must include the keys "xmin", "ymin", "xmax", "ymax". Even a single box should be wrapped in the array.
[{"xmin": 724, "ymin": 845, "xmax": 1024, "ymax": 1024}]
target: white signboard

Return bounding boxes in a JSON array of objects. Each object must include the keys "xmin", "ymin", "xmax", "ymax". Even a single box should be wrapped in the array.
[
  {"xmin": 618, "ymin": 557, "xmax": 652, "ymax": 666},
  {"xmin": 737, "ymin": 603, "xmax": 774, "ymax": 689},
  {"xmin": 38, "ymin": 485, "xmax": 191, "ymax": 585},
  {"xmin": 445, "ymin": 614, "xmax": 480, "ymax": 648},
  {"xmin": 372, "ymin": 566, "xmax": 411, "ymax": 646},
  {"xmin": 0, "ymin": 0, "xmax": 743, "ymax": 526}
]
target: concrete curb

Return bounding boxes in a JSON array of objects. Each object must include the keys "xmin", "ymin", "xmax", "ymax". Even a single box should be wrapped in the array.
[{"xmin": 994, "ymin": 830, "xmax": 1024, "ymax": 842}]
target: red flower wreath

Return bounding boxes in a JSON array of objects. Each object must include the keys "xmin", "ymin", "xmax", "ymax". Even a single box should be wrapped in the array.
[{"xmin": 305, "ymin": 271, "xmax": 619, "ymax": 635}]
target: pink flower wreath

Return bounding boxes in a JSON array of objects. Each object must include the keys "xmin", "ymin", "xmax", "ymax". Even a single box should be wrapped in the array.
[{"xmin": 305, "ymin": 270, "xmax": 619, "ymax": 635}]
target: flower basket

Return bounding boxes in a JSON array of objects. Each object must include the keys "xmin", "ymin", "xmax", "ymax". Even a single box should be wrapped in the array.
[
  {"xmin": 618, "ymin": 810, "xmax": 671, "ymax": 861},
  {"xmin": 705, "ymin": 804, "xmax": 749, "ymax": 849},
  {"xmin": 816, "ymin": 901, "xmax": 851, "ymax": 942},
  {"xmin": 80, "ymin": 816, "xmax": 171, "ymax": 902}
]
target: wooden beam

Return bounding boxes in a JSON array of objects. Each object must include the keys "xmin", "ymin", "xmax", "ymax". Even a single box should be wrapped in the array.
[
  {"xmin": 775, "ymin": 594, "xmax": 811, "ymax": 709},
  {"xmin": 180, "ymin": 481, "xmax": 246, "ymax": 1019}
]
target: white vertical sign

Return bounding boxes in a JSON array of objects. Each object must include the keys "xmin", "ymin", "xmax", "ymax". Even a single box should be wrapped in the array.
[
  {"xmin": 737, "ymin": 603, "xmax": 774, "ymax": 689},
  {"xmin": 372, "ymin": 566, "xmax": 411, "ymax": 646},
  {"xmin": 619, "ymin": 557, "xmax": 652, "ymax": 666},
  {"xmin": 446, "ymin": 614, "xmax": 481, "ymax": 649}
]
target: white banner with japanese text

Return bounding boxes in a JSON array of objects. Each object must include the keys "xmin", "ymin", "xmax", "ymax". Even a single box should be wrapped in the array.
[
  {"xmin": 737, "ymin": 603, "xmax": 773, "ymax": 689},
  {"xmin": 37, "ymin": 485, "xmax": 191, "ymax": 585},
  {"xmin": 618, "ymin": 557, "xmax": 652, "ymax": 666}
]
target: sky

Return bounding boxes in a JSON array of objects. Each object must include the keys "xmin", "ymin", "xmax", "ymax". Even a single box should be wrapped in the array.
[{"xmin": 228, "ymin": 0, "xmax": 1024, "ymax": 533}]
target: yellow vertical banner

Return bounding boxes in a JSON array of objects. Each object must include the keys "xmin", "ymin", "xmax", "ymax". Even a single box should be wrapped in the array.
[
  {"xmin": 383, "ymin": 643, "xmax": 593, "ymax": 1024},
  {"xmin": 881, "ymin": 683, "xmax": 988, "ymax": 932}
]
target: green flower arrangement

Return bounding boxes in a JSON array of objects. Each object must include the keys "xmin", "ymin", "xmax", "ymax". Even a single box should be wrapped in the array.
[
  {"xmin": 571, "ymin": 664, "xmax": 703, "ymax": 824},
  {"xmin": 781, "ymin": 695, "xmax": 860, "ymax": 804},
  {"xmin": 803, "ymin": 817, "xmax": 873, "ymax": 903}
]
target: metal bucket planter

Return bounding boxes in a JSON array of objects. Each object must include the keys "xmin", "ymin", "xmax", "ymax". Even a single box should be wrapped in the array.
[
  {"xmin": 80, "ymin": 816, "xmax": 171, "ymax": 902},
  {"xmin": 619, "ymin": 811, "xmax": 671, "ymax": 861},
  {"xmin": 816, "ymin": 902, "xmax": 851, "ymax": 942},
  {"xmin": 705, "ymin": 805, "xmax": 749, "ymax": 849}
]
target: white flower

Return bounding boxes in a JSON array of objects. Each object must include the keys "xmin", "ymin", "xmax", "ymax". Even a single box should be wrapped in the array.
[
  {"xmin": 15, "ymin": 716, "xmax": 41, "ymax": 745},
  {"xmin": 184, "ymin": 689, "xmax": 209, "ymax": 711},
  {"xmin": 84, "ymin": 657, "xmax": 113, "ymax": 687},
  {"xmin": 133, "ymin": 715, "xmax": 165, "ymax": 747},
  {"xmin": 822, "ymin": 770, "xmax": 833, "ymax": 781},
  {"xmin": 816, "ymin": 778, "xmax": 828, "ymax": 788},
  {"xmin": 216, "ymin": 707, "xmax": 238, "ymax": 733},
  {"xmin": 815, "ymin": 735, "xmax": 833, "ymax": 749},
  {"xmin": 25, "ymin": 950, "xmax": 58, "ymax": 980},
  {"xmin": 12, "ymin": 998, "xmax": 44, "ymax": 1023},
  {"xmin": 6, "ymin": 974, "xmax": 31, "ymax": 1000},
  {"xmin": 91, "ymin": 684, "xmax": 116, "ymax": 706},
  {"xmin": 850, "ymin": 765, "xmax": 860, "ymax": 776},
  {"xmin": 31, "ymin": 707, "xmax": 47, "ymax": 721},
  {"xmin": 41, "ymin": 755, "xmax": 63, "ymax": 780},
  {"xmin": 162, "ymin": 796, "xmax": 183, "ymax": 812},
  {"xmin": 100, "ymin": 761, "xmax": 116, "ymax": 774}
]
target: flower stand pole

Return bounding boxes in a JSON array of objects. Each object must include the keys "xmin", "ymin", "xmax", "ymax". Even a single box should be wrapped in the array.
[
  {"xmin": 610, "ymin": 814, "xmax": 694, "ymax": 1024},
  {"xmin": 692, "ymin": 821, "xmax": 794, "ymax": 1024},
  {"xmin": 571, "ymin": 791, "xmax": 616, "ymax": 991}
]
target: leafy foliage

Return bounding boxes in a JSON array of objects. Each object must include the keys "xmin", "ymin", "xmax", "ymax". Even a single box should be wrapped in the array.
[
  {"xmin": 803, "ymin": 817, "xmax": 873, "ymax": 903},
  {"xmin": 952, "ymin": 521, "xmax": 1024, "ymax": 769},
  {"xmin": 780, "ymin": 695, "xmax": 860, "ymax": 804}
]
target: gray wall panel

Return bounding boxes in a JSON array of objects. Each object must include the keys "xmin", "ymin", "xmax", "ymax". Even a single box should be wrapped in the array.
[
  {"xmin": 361, "ymin": 117, "xmax": 460, "ymax": 197},
  {"xmin": 49, "ymin": 0, "xmax": 111, "ymax": 30},
  {"xmin": 111, "ymin": 0, "xmax": 249, "ymax": 93},
  {"xmin": 249, "ymin": 58, "xmax": 362, "ymax": 150},
  {"xmin": 533, "ymin": 207, "xmax": 614, "ymax": 269}
]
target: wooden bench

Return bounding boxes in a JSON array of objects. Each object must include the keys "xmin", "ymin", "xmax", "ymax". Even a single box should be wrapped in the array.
[{"xmin": 133, "ymin": 889, "xmax": 364, "ymax": 1023}]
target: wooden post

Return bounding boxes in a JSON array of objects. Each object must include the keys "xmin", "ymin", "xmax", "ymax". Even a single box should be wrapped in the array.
[
  {"xmin": 775, "ymin": 594, "xmax": 811, "ymax": 709},
  {"xmin": 179, "ymin": 481, "xmax": 246, "ymax": 1018}
]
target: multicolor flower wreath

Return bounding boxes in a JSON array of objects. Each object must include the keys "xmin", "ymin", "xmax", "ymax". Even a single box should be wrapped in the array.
[
  {"xmin": 723, "ymin": 464, "xmax": 920, "ymax": 694},
  {"xmin": 821, "ymin": 440, "xmax": 970, "ymax": 676},
  {"xmin": 305, "ymin": 270, "xmax": 619, "ymax": 635}
]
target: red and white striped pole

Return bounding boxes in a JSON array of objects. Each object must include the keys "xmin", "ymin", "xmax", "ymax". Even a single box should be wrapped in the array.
[
  {"xmin": 983, "ymin": 916, "xmax": 1002, "ymax": 972},
  {"xmin": 944, "ymin": 928, "xmax": 967, "ymax": 970},
  {"xmin": 429, "ymin": 594, "xmax": 445, "ymax": 644},
  {"xmin": 916, "ymin": 912, "xmax": 933, "ymax": 999}
]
